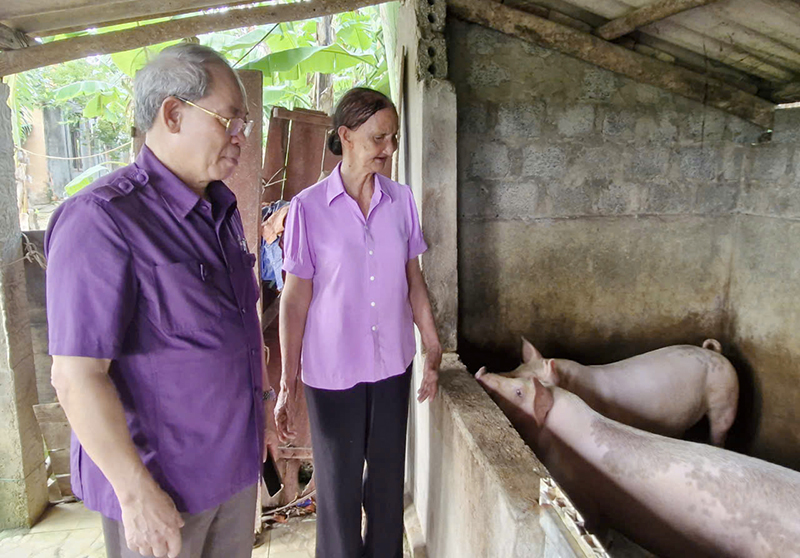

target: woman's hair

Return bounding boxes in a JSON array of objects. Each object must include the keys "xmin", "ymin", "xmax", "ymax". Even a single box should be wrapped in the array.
[{"xmin": 328, "ymin": 88, "xmax": 396, "ymax": 156}]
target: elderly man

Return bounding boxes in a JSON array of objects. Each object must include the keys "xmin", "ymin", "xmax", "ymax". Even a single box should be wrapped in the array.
[{"xmin": 45, "ymin": 44, "xmax": 267, "ymax": 558}]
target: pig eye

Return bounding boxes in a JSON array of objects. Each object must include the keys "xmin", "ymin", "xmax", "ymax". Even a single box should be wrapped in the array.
[{"xmin": 515, "ymin": 388, "xmax": 523, "ymax": 398}]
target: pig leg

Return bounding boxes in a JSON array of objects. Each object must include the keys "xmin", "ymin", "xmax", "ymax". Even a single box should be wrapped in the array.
[
  {"xmin": 708, "ymin": 403, "xmax": 736, "ymax": 446},
  {"xmin": 706, "ymin": 365, "xmax": 739, "ymax": 447}
]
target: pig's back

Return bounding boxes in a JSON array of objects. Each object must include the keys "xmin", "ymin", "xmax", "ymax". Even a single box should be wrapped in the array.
[
  {"xmin": 578, "ymin": 346, "xmax": 715, "ymax": 434},
  {"xmin": 588, "ymin": 413, "xmax": 800, "ymax": 558}
]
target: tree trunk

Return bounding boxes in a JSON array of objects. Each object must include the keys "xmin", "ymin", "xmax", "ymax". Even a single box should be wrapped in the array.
[{"xmin": 314, "ymin": 15, "xmax": 334, "ymax": 114}]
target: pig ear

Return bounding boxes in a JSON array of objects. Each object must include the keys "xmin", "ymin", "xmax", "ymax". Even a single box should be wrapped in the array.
[
  {"xmin": 521, "ymin": 337, "xmax": 543, "ymax": 364},
  {"xmin": 542, "ymin": 359, "xmax": 559, "ymax": 385},
  {"xmin": 532, "ymin": 378, "xmax": 554, "ymax": 427}
]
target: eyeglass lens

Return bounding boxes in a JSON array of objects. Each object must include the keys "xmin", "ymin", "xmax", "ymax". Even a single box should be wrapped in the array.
[{"xmin": 226, "ymin": 118, "xmax": 254, "ymax": 138}]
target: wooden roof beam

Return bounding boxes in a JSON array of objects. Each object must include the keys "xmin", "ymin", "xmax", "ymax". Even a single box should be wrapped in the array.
[
  {"xmin": 448, "ymin": 0, "xmax": 774, "ymax": 128},
  {"xmin": 0, "ymin": 23, "xmax": 31, "ymax": 50},
  {"xmin": 7, "ymin": 0, "xmax": 261, "ymax": 38},
  {"xmin": 595, "ymin": 0, "xmax": 722, "ymax": 41},
  {"xmin": 0, "ymin": 0, "xmax": 385, "ymax": 76}
]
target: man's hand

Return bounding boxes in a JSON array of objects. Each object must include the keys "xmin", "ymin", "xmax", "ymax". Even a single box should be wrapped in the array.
[
  {"xmin": 417, "ymin": 346, "xmax": 442, "ymax": 403},
  {"xmin": 274, "ymin": 387, "xmax": 297, "ymax": 443},
  {"xmin": 119, "ymin": 474, "xmax": 184, "ymax": 558}
]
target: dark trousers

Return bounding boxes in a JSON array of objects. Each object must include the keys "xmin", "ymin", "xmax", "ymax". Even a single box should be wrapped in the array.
[{"xmin": 305, "ymin": 366, "xmax": 412, "ymax": 558}]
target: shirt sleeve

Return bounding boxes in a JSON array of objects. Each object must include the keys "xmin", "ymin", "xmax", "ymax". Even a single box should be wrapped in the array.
[
  {"xmin": 405, "ymin": 188, "xmax": 428, "ymax": 261},
  {"xmin": 45, "ymin": 198, "xmax": 137, "ymax": 359},
  {"xmin": 282, "ymin": 197, "xmax": 315, "ymax": 280}
]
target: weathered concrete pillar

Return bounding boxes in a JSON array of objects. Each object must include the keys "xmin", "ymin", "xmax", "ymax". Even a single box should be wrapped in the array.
[
  {"xmin": 394, "ymin": 1, "xmax": 458, "ymax": 554},
  {"xmin": 0, "ymin": 82, "xmax": 48, "ymax": 529}
]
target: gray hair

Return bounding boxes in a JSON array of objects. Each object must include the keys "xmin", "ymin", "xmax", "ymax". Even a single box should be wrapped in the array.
[{"xmin": 134, "ymin": 43, "xmax": 242, "ymax": 132}]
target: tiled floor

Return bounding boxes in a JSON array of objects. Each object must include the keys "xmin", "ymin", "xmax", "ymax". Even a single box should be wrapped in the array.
[{"xmin": 0, "ymin": 502, "xmax": 411, "ymax": 558}]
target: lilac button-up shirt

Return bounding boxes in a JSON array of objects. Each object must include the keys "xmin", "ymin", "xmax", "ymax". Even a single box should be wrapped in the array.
[
  {"xmin": 45, "ymin": 146, "xmax": 263, "ymax": 520},
  {"xmin": 282, "ymin": 163, "xmax": 427, "ymax": 390}
]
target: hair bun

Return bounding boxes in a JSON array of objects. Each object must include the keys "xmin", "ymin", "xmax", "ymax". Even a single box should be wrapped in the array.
[{"xmin": 327, "ymin": 129, "xmax": 343, "ymax": 156}]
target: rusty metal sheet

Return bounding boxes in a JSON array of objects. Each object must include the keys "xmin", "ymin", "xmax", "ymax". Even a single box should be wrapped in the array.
[
  {"xmin": 284, "ymin": 117, "xmax": 329, "ymax": 200},
  {"xmin": 262, "ymin": 109, "xmax": 290, "ymax": 204}
]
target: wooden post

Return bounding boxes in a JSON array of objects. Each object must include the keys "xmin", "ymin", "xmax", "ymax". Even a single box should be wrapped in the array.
[
  {"xmin": 0, "ymin": 81, "xmax": 48, "ymax": 528},
  {"xmin": 226, "ymin": 70, "xmax": 263, "ymax": 266}
]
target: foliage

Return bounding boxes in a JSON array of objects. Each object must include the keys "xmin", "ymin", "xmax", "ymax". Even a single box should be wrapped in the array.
[
  {"xmin": 8, "ymin": 6, "xmax": 389, "ymax": 185},
  {"xmin": 63, "ymin": 163, "xmax": 115, "ymax": 196}
]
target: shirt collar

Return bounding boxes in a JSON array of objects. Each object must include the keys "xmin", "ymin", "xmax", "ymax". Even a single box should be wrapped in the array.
[
  {"xmin": 134, "ymin": 145, "xmax": 232, "ymax": 221},
  {"xmin": 326, "ymin": 162, "xmax": 394, "ymax": 206}
]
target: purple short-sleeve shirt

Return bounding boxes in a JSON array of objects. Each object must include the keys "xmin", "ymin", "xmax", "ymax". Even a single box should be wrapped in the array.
[
  {"xmin": 45, "ymin": 146, "xmax": 264, "ymax": 520},
  {"xmin": 282, "ymin": 163, "xmax": 427, "ymax": 390}
]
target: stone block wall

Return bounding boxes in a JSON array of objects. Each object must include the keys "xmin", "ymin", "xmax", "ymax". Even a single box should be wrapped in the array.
[
  {"xmin": 727, "ymin": 107, "xmax": 800, "ymax": 467},
  {"xmin": 449, "ymin": 18, "xmax": 800, "ymax": 468}
]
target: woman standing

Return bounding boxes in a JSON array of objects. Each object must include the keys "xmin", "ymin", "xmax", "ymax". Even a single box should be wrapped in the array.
[{"xmin": 275, "ymin": 87, "xmax": 441, "ymax": 558}]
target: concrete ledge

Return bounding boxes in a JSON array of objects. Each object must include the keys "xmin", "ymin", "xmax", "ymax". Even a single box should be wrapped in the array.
[{"xmin": 408, "ymin": 354, "xmax": 584, "ymax": 557}]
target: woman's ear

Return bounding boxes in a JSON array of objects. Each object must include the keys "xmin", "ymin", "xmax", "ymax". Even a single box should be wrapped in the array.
[
  {"xmin": 338, "ymin": 125, "xmax": 352, "ymax": 150},
  {"xmin": 160, "ymin": 96, "xmax": 184, "ymax": 135}
]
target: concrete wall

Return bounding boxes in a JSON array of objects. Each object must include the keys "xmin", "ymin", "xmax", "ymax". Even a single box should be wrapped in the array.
[
  {"xmin": 449, "ymin": 17, "xmax": 800, "ymax": 469},
  {"xmin": 43, "ymin": 106, "xmax": 75, "ymax": 200},
  {"xmin": 22, "ymin": 231, "xmax": 54, "ymax": 405},
  {"xmin": 423, "ymin": 357, "xmax": 587, "ymax": 558},
  {"xmin": 729, "ymin": 107, "xmax": 800, "ymax": 467}
]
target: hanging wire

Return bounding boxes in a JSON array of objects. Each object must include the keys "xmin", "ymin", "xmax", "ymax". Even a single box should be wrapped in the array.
[
  {"xmin": 234, "ymin": 23, "xmax": 280, "ymax": 68},
  {"xmin": 15, "ymin": 141, "xmax": 133, "ymax": 161}
]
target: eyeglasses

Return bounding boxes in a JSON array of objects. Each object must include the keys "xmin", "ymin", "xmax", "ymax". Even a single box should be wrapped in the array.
[{"xmin": 175, "ymin": 96, "xmax": 254, "ymax": 139}]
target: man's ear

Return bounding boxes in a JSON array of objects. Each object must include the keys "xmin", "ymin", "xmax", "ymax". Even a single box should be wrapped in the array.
[
  {"xmin": 160, "ymin": 96, "xmax": 184, "ymax": 135},
  {"xmin": 522, "ymin": 336, "xmax": 543, "ymax": 364},
  {"xmin": 532, "ymin": 378, "xmax": 554, "ymax": 427}
]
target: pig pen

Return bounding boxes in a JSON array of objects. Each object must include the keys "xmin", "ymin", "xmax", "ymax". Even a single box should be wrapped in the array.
[
  {"xmin": 396, "ymin": 4, "xmax": 800, "ymax": 556},
  {"xmin": 452, "ymin": 16, "xmax": 800, "ymax": 471},
  {"xmin": 436, "ymin": 13, "xmax": 800, "ymax": 558}
]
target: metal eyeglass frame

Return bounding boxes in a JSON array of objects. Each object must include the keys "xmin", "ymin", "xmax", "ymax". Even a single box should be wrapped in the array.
[{"xmin": 175, "ymin": 96, "xmax": 254, "ymax": 139}]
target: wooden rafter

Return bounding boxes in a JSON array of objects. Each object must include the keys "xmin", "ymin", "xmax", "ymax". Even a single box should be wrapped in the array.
[
  {"xmin": 447, "ymin": 0, "xmax": 774, "ymax": 128},
  {"xmin": 595, "ymin": 0, "xmax": 722, "ymax": 41},
  {"xmin": 0, "ymin": 23, "xmax": 31, "ymax": 50},
  {"xmin": 6, "ymin": 0, "xmax": 262, "ymax": 38},
  {"xmin": 0, "ymin": 0, "xmax": 386, "ymax": 76}
]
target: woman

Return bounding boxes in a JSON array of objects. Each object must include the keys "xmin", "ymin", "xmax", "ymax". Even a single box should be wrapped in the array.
[{"xmin": 275, "ymin": 87, "xmax": 441, "ymax": 558}]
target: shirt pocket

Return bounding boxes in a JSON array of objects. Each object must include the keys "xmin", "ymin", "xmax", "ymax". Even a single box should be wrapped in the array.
[{"xmin": 152, "ymin": 260, "xmax": 222, "ymax": 334}]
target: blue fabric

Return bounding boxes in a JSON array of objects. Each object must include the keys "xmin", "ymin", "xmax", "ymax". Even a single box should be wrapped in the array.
[
  {"xmin": 260, "ymin": 200, "xmax": 290, "ymax": 290},
  {"xmin": 260, "ymin": 238, "xmax": 284, "ymax": 290}
]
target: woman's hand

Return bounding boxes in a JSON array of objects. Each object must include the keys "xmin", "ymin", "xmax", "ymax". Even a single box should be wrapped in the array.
[
  {"xmin": 417, "ymin": 345, "xmax": 441, "ymax": 403},
  {"xmin": 274, "ymin": 387, "xmax": 297, "ymax": 443}
]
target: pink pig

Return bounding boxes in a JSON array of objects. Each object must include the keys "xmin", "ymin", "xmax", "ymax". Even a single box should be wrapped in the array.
[
  {"xmin": 475, "ymin": 370, "xmax": 800, "ymax": 558},
  {"xmin": 507, "ymin": 337, "xmax": 739, "ymax": 445}
]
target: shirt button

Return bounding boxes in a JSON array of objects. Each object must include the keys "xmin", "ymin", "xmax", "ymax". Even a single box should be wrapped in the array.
[
  {"xmin": 240, "ymin": 307, "xmax": 246, "ymax": 314},
  {"xmin": 372, "ymin": 326, "xmax": 377, "ymax": 331},
  {"xmin": 369, "ymin": 250, "xmax": 374, "ymax": 256},
  {"xmin": 371, "ymin": 302, "xmax": 376, "ymax": 307},
  {"xmin": 370, "ymin": 276, "xmax": 375, "ymax": 281}
]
